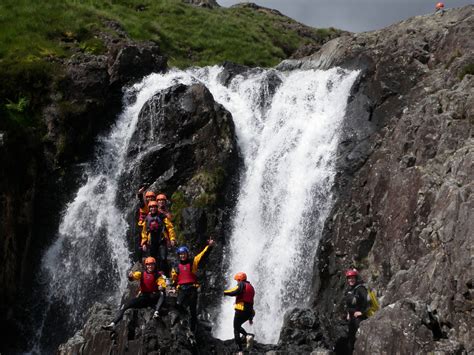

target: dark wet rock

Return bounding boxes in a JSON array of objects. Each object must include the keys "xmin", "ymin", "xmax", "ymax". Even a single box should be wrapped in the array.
[
  {"xmin": 217, "ymin": 61, "xmax": 250, "ymax": 86},
  {"xmin": 108, "ymin": 42, "xmax": 167, "ymax": 89}
]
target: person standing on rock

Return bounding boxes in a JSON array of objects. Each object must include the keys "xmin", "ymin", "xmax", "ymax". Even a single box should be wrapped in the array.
[
  {"xmin": 224, "ymin": 272, "xmax": 255, "ymax": 353},
  {"xmin": 143, "ymin": 200, "xmax": 176, "ymax": 275},
  {"xmin": 345, "ymin": 268, "xmax": 369, "ymax": 354},
  {"xmin": 136, "ymin": 188, "xmax": 156, "ymax": 261},
  {"xmin": 171, "ymin": 239, "xmax": 215, "ymax": 332},
  {"xmin": 102, "ymin": 257, "xmax": 166, "ymax": 330},
  {"xmin": 435, "ymin": 2, "xmax": 445, "ymax": 15},
  {"xmin": 156, "ymin": 193, "xmax": 173, "ymax": 220}
]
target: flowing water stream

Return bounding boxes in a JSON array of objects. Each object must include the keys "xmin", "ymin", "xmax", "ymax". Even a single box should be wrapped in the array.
[{"xmin": 34, "ymin": 65, "xmax": 359, "ymax": 351}]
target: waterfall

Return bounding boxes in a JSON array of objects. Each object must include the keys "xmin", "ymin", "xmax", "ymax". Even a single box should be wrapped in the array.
[
  {"xmin": 206, "ymin": 67, "xmax": 360, "ymax": 343},
  {"xmin": 35, "ymin": 65, "xmax": 358, "ymax": 350}
]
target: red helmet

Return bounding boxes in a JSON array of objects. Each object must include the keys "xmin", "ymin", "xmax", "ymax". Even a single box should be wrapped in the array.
[
  {"xmin": 234, "ymin": 272, "xmax": 247, "ymax": 281},
  {"xmin": 144, "ymin": 257, "xmax": 156, "ymax": 265},
  {"xmin": 145, "ymin": 191, "xmax": 156, "ymax": 198},
  {"xmin": 156, "ymin": 193, "xmax": 167, "ymax": 201},
  {"xmin": 148, "ymin": 200, "xmax": 158, "ymax": 207},
  {"xmin": 436, "ymin": 2, "xmax": 444, "ymax": 9},
  {"xmin": 345, "ymin": 269, "xmax": 358, "ymax": 277}
]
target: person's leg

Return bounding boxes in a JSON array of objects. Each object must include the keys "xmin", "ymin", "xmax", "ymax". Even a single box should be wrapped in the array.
[
  {"xmin": 154, "ymin": 292, "xmax": 165, "ymax": 313},
  {"xmin": 187, "ymin": 287, "xmax": 198, "ymax": 332},
  {"xmin": 112, "ymin": 296, "xmax": 145, "ymax": 324},
  {"xmin": 233, "ymin": 310, "xmax": 248, "ymax": 351},
  {"xmin": 158, "ymin": 243, "xmax": 169, "ymax": 275}
]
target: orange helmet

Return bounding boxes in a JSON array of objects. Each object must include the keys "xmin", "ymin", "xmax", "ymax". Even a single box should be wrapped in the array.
[
  {"xmin": 345, "ymin": 269, "xmax": 358, "ymax": 277},
  {"xmin": 148, "ymin": 200, "xmax": 158, "ymax": 207},
  {"xmin": 144, "ymin": 257, "xmax": 156, "ymax": 265},
  {"xmin": 436, "ymin": 2, "xmax": 444, "ymax": 9},
  {"xmin": 145, "ymin": 191, "xmax": 156, "ymax": 198},
  {"xmin": 234, "ymin": 272, "xmax": 247, "ymax": 281}
]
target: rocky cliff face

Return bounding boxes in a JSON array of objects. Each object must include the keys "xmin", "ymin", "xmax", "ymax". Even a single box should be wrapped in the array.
[
  {"xmin": 0, "ymin": 22, "xmax": 167, "ymax": 353},
  {"xmin": 278, "ymin": 5, "xmax": 473, "ymax": 354}
]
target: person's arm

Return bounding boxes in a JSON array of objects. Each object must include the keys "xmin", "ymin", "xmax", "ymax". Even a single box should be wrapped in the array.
[
  {"xmin": 129, "ymin": 271, "xmax": 142, "ymax": 281},
  {"xmin": 191, "ymin": 240, "xmax": 214, "ymax": 273},
  {"xmin": 156, "ymin": 275, "xmax": 167, "ymax": 290},
  {"xmin": 137, "ymin": 187, "xmax": 146, "ymax": 209},
  {"xmin": 163, "ymin": 217, "xmax": 176, "ymax": 245},
  {"xmin": 170, "ymin": 265, "xmax": 178, "ymax": 285},
  {"xmin": 224, "ymin": 281, "xmax": 244, "ymax": 297},
  {"xmin": 355, "ymin": 286, "xmax": 369, "ymax": 317}
]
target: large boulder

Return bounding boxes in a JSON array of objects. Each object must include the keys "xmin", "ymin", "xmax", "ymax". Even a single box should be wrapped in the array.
[{"xmin": 117, "ymin": 82, "xmax": 240, "ymax": 310}]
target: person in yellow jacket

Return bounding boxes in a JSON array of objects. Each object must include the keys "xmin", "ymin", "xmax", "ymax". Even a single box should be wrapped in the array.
[
  {"xmin": 171, "ymin": 240, "xmax": 215, "ymax": 332},
  {"xmin": 141, "ymin": 200, "xmax": 176, "ymax": 275},
  {"xmin": 102, "ymin": 257, "xmax": 166, "ymax": 330},
  {"xmin": 224, "ymin": 272, "xmax": 255, "ymax": 352},
  {"xmin": 136, "ymin": 188, "xmax": 157, "ymax": 260}
]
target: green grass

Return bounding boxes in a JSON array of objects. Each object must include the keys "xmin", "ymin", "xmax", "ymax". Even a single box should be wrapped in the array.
[
  {"xmin": 0, "ymin": 0, "xmax": 340, "ymax": 130},
  {"xmin": 0, "ymin": 0, "xmax": 338, "ymax": 68}
]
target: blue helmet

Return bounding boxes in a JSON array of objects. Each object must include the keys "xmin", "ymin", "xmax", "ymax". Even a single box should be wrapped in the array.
[{"xmin": 177, "ymin": 246, "xmax": 189, "ymax": 255}]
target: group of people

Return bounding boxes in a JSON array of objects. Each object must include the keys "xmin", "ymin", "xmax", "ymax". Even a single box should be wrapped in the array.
[
  {"xmin": 100, "ymin": 187, "xmax": 375, "ymax": 354},
  {"xmin": 102, "ymin": 188, "xmax": 255, "ymax": 353}
]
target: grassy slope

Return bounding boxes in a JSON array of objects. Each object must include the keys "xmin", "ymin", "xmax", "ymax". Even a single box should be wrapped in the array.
[{"xmin": 0, "ymin": 0, "xmax": 340, "ymax": 128}]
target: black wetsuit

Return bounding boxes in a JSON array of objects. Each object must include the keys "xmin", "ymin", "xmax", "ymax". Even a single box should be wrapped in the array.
[{"xmin": 345, "ymin": 282, "xmax": 369, "ymax": 354}]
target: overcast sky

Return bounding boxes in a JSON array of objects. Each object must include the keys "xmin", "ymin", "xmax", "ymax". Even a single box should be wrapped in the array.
[{"xmin": 218, "ymin": 0, "xmax": 473, "ymax": 32}]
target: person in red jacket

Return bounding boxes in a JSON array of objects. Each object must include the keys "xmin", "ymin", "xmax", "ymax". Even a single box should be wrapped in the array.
[
  {"xmin": 142, "ymin": 200, "xmax": 176, "ymax": 274},
  {"xmin": 171, "ymin": 239, "xmax": 215, "ymax": 332},
  {"xmin": 102, "ymin": 257, "xmax": 166, "ymax": 330},
  {"xmin": 224, "ymin": 272, "xmax": 255, "ymax": 352}
]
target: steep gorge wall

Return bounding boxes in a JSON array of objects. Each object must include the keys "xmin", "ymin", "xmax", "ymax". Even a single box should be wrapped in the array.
[{"xmin": 278, "ymin": 5, "xmax": 473, "ymax": 354}]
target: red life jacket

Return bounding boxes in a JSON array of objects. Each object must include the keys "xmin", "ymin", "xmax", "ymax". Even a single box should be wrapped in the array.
[
  {"xmin": 236, "ymin": 281, "xmax": 255, "ymax": 305},
  {"xmin": 140, "ymin": 271, "xmax": 159, "ymax": 293},
  {"xmin": 177, "ymin": 260, "xmax": 197, "ymax": 285}
]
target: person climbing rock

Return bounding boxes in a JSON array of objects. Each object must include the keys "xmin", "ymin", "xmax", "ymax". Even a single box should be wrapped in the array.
[
  {"xmin": 155, "ymin": 193, "xmax": 176, "ymax": 250},
  {"xmin": 171, "ymin": 240, "xmax": 215, "ymax": 332},
  {"xmin": 102, "ymin": 257, "xmax": 166, "ymax": 330},
  {"xmin": 136, "ymin": 188, "xmax": 157, "ymax": 260},
  {"xmin": 224, "ymin": 272, "xmax": 255, "ymax": 353},
  {"xmin": 142, "ymin": 200, "xmax": 176, "ymax": 274},
  {"xmin": 435, "ymin": 2, "xmax": 445, "ymax": 15},
  {"xmin": 156, "ymin": 193, "xmax": 173, "ymax": 220},
  {"xmin": 344, "ymin": 268, "xmax": 369, "ymax": 354}
]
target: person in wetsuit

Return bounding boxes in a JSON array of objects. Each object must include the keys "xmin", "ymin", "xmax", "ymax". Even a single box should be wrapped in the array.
[{"xmin": 224, "ymin": 272, "xmax": 255, "ymax": 353}]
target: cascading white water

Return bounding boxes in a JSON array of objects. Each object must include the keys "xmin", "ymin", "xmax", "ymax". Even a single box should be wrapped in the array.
[
  {"xmin": 37, "ymin": 64, "xmax": 358, "ymax": 349},
  {"xmin": 206, "ymin": 67, "xmax": 360, "ymax": 343}
]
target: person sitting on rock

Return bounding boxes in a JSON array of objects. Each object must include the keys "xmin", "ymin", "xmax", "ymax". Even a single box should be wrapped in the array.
[
  {"xmin": 171, "ymin": 240, "xmax": 215, "ymax": 332},
  {"xmin": 224, "ymin": 272, "xmax": 255, "ymax": 353},
  {"xmin": 102, "ymin": 257, "xmax": 166, "ymax": 330},
  {"xmin": 142, "ymin": 200, "xmax": 176, "ymax": 275},
  {"xmin": 345, "ymin": 268, "xmax": 369, "ymax": 354}
]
